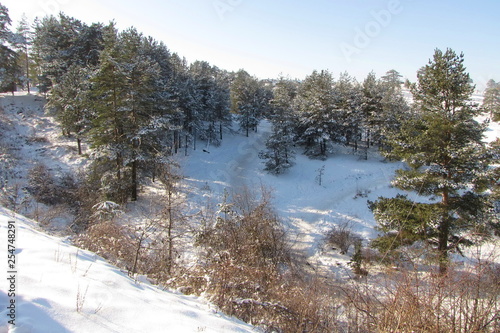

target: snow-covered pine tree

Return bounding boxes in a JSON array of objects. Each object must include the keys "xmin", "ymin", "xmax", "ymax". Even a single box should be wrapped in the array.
[
  {"xmin": 32, "ymin": 14, "xmax": 104, "ymax": 93},
  {"xmin": 295, "ymin": 70, "xmax": 341, "ymax": 158},
  {"xmin": 167, "ymin": 53, "xmax": 202, "ymax": 154},
  {"xmin": 259, "ymin": 77, "xmax": 297, "ymax": 174},
  {"xmin": 378, "ymin": 69, "xmax": 410, "ymax": 149},
  {"xmin": 0, "ymin": 4, "xmax": 20, "ymax": 93},
  {"xmin": 360, "ymin": 71, "xmax": 384, "ymax": 150},
  {"xmin": 189, "ymin": 61, "xmax": 231, "ymax": 147},
  {"xmin": 370, "ymin": 49, "xmax": 497, "ymax": 274},
  {"xmin": 335, "ymin": 72, "xmax": 362, "ymax": 151},
  {"xmin": 230, "ymin": 70, "xmax": 262, "ymax": 137},
  {"xmin": 13, "ymin": 15, "xmax": 33, "ymax": 93},
  {"xmin": 46, "ymin": 64, "xmax": 92, "ymax": 154},
  {"xmin": 89, "ymin": 25, "xmax": 163, "ymax": 202},
  {"xmin": 88, "ymin": 23, "xmax": 129, "ymax": 202}
]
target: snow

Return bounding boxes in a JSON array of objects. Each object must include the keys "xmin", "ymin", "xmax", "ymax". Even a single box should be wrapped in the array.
[
  {"xmin": 1, "ymin": 91, "xmax": 499, "ymax": 331},
  {"xmin": 0, "ymin": 207, "xmax": 256, "ymax": 333},
  {"xmin": 183, "ymin": 120, "xmax": 420, "ymax": 274}
]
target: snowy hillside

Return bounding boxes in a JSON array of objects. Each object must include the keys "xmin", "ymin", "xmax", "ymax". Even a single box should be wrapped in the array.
[{"xmin": 0, "ymin": 207, "xmax": 256, "ymax": 333}]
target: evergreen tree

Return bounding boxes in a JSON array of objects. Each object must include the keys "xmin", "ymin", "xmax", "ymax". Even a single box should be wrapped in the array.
[
  {"xmin": 483, "ymin": 79, "xmax": 500, "ymax": 121},
  {"xmin": 0, "ymin": 3, "xmax": 20, "ymax": 93},
  {"xmin": 89, "ymin": 23, "xmax": 129, "ymax": 202},
  {"xmin": 335, "ymin": 72, "xmax": 362, "ymax": 151},
  {"xmin": 189, "ymin": 61, "xmax": 231, "ymax": 147},
  {"xmin": 381, "ymin": 69, "xmax": 403, "ymax": 91},
  {"xmin": 32, "ymin": 14, "xmax": 103, "ymax": 92},
  {"xmin": 370, "ymin": 49, "xmax": 496, "ymax": 274},
  {"xmin": 260, "ymin": 77, "xmax": 297, "ymax": 174},
  {"xmin": 47, "ymin": 64, "xmax": 92, "ymax": 154},
  {"xmin": 230, "ymin": 70, "xmax": 262, "ymax": 137},
  {"xmin": 168, "ymin": 53, "xmax": 201, "ymax": 153},
  {"xmin": 13, "ymin": 14, "xmax": 33, "ymax": 93},
  {"xmin": 295, "ymin": 70, "xmax": 341, "ymax": 158},
  {"xmin": 379, "ymin": 69, "xmax": 410, "ymax": 147},
  {"xmin": 90, "ymin": 26, "xmax": 163, "ymax": 202},
  {"xmin": 360, "ymin": 71, "xmax": 384, "ymax": 149}
]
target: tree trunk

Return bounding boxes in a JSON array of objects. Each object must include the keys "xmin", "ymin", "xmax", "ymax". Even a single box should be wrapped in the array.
[
  {"xmin": 77, "ymin": 137, "xmax": 82, "ymax": 155},
  {"xmin": 438, "ymin": 189, "xmax": 450, "ymax": 274},
  {"xmin": 25, "ymin": 49, "xmax": 30, "ymax": 94},
  {"xmin": 131, "ymin": 159, "xmax": 138, "ymax": 201},
  {"xmin": 166, "ymin": 190, "xmax": 174, "ymax": 276}
]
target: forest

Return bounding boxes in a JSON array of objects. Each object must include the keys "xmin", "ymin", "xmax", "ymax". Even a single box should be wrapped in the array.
[{"xmin": 2, "ymin": 2, "xmax": 500, "ymax": 332}]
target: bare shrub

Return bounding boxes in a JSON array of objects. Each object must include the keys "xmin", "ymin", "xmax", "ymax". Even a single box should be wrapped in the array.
[
  {"xmin": 27, "ymin": 164, "xmax": 60, "ymax": 205},
  {"xmin": 324, "ymin": 220, "xmax": 362, "ymax": 255},
  {"xmin": 192, "ymin": 186, "xmax": 350, "ymax": 332},
  {"xmin": 74, "ymin": 221, "xmax": 135, "ymax": 269},
  {"xmin": 341, "ymin": 261, "xmax": 500, "ymax": 332}
]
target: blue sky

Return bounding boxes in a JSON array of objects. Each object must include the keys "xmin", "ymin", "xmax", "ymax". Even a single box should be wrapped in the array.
[{"xmin": 4, "ymin": 0, "xmax": 499, "ymax": 90}]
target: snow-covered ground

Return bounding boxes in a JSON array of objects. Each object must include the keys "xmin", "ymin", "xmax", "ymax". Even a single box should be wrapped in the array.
[
  {"xmin": 0, "ymin": 207, "xmax": 256, "ymax": 333},
  {"xmin": 0, "ymin": 91, "xmax": 499, "ymax": 332}
]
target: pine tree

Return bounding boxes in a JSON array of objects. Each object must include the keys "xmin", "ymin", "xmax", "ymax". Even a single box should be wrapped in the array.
[
  {"xmin": 335, "ymin": 72, "xmax": 362, "ymax": 151},
  {"xmin": 0, "ymin": 3, "xmax": 20, "ymax": 93},
  {"xmin": 189, "ymin": 61, "xmax": 231, "ymax": 147},
  {"xmin": 230, "ymin": 70, "xmax": 262, "ymax": 137},
  {"xmin": 89, "ymin": 23, "xmax": 129, "ymax": 202},
  {"xmin": 260, "ymin": 77, "xmax": 297, "ymax": 174},
  {"xmin": 13, "ymin": 15, "xmax": 33, "ymax": 93},
  {"xmin": 90, "ymin": 25, "xmax": 163, "ymax": 202},
  {"xmin": 47, "ymin": 64, "xmax": 92, "ymax": 154},
  {"xmin": 483, "ymin": 79, "xmax": 500, "ymax": 121},
  {"xmin": 379, "ymin": 69, "xmax": 410, "ymax": 147},
  {"xmin": 295, "ymin": 70, "xmax": 341, "ymax": 158},
  {"xmin": 360, "ymin": 71, "xmax": 384, "ymax": 150},
  {"xmin": 32, "ymin": 14, "xmax": 103, "ymax": 92},
  {"xmin": 370, "ymin": 49, "xmax": 496, "ymax": 274}
]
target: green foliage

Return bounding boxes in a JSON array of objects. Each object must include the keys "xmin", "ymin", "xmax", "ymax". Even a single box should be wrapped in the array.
[
  {"xmin": 373, "ymin": 49, "xmax": 496, "ymax": 272},
  {"xmin": 483, "ymin": 79, "xmax": 500, "ymax": 121}
]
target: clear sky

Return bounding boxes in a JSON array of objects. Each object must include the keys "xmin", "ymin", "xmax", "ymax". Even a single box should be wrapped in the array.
[{"xmin": 3, "ymin": 0, "xmax": 499, "ymax": 90}]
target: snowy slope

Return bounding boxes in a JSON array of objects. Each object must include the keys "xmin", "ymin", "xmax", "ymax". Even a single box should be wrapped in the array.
[{"xmin": 0, "ymin": 207, "xmax": 256, "ymax": 333}]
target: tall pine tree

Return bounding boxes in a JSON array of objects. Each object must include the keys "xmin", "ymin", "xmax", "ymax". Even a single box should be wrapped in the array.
[
  {"xmin": 260, "ymin": 77, "xmax": 297, "ymax": 174},
  {"xmin": 483, "ymin": 79, "xmax": 500, "ymax": 121},
  {"xmin": 370, "ymin": 49, "xmax": 496, "ymax": 273},
  {"xmin": 295, "ymin": 70, "xmax": 341, "ymax": 158},
  {"xmin": 0, "ymin": 3, "xmax": 20, "ymax": 93}
]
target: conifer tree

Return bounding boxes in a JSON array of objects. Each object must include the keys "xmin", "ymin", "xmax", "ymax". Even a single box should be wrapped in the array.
[
  {"xmin": 13, "ymin": 15, "xmax": 33, "ymax": 93},
  {"xmin": 47, "ymin": 64, "xmax": 92, "ymax": 154},
  {"xmin": 379, "ymin": 69, "xmax": 410, "ymax": 147},
  {"xmin": 90, "ymin": 25, "xmax": 163, "ymax": 201},
  {"xmin": 360, "ymin": 71, "xmax": 384, "ymax": 150},
  {"xmin": 259, "ymin": 77, "xmax": 297, "ymax": 174},
  {"xmin": 370, "ymin": 49, "xmax": 496, "ymax": 273},
  {"xmin": 295, "ymin": 70, "xmax": 340, "ymax": 158},
  {"xmin": 230, "ymin": 70, "xmax": 262, "ymax": 137},
  {"xmin": 0, "ymin": 3, "xmax": 20, "ymax": 93},
  {"xmin": 335, "ymin": 72, "xmax": 362, "ymax": 151},
  {"xmin": 483, "ymin": 79, "xmax": 500, "ymax": 121}
]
